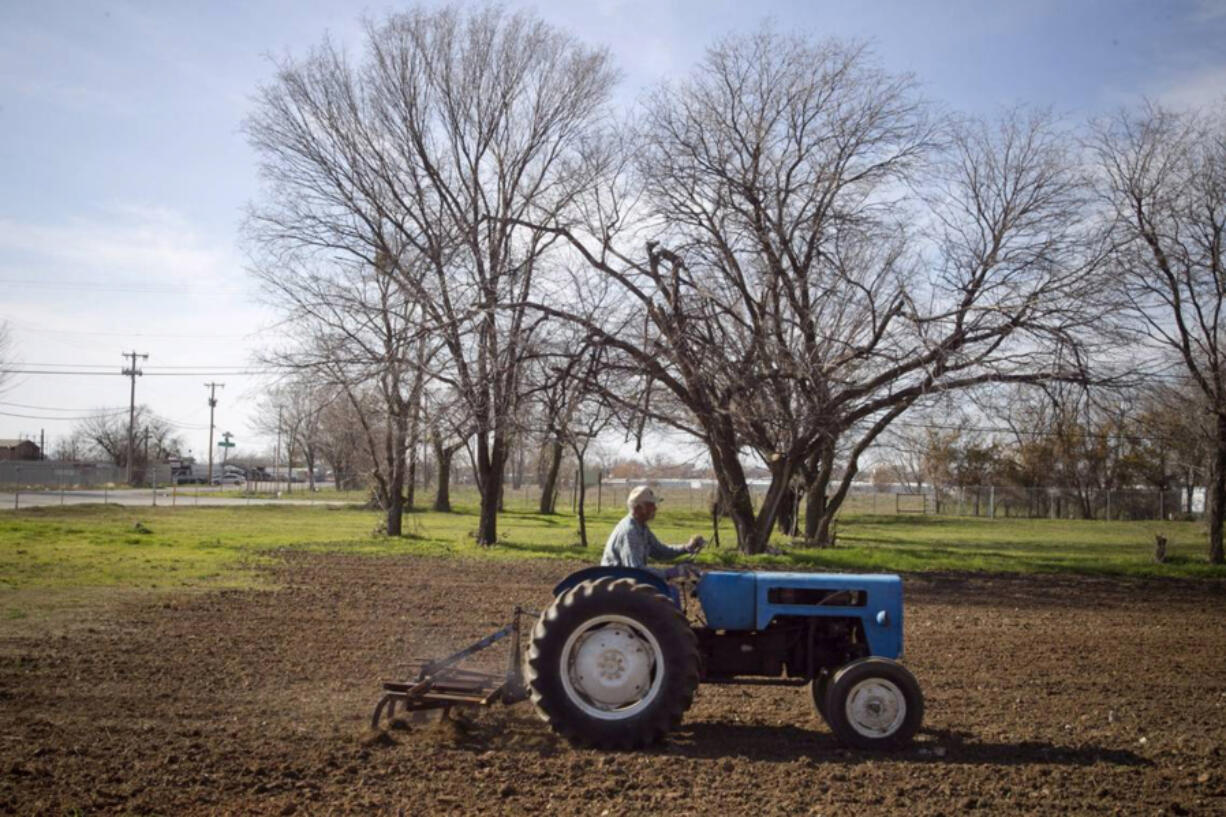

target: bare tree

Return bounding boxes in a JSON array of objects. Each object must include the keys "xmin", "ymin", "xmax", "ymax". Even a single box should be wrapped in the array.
[
  {"xmin": 1127, "ymin": 379, "xmax": 1212, "ymax": 515},
  {"xmin": 523, "ymin": 328, "xmax": 621, "ymax": 544},
  {"xmin": 313, "ymin": 390, "xmax": 373, "ymax": 490},
  {"xmin": 75, "ymin": 407, "xmax": 183, "ymax": 469},
  {"xmin": 515, "ymin": 34, "xmax": 1105, "ymax": 553},
  {"xmin": 254, "ymin": 255, "xmax": 437, "ymax": 535},
  {"xmin": 1091, "ymin": 102, "xmax": 1226, "ymax": 562},
  {"xmin": 253, "ymin": 377, "xmax": 335, "ymax": 493},
  {"xmin": 521, "ymin": 323, "xmax": 610, "ymax": 516},
  {"xmin": 245, "ymin": 5, "xmax": 617, "ymax": 545}
]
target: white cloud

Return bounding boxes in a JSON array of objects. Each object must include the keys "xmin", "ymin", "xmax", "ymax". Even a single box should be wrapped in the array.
[
  {"xmin": 0, "ymin": 205, "xmax": 278, "ymax": 452},
  {"xmin": 1156, "ymin": 64, "xmax": 1226, "ymax": 111},
  {"xmin": 0, "ymin": 205, "xmax": 243, "ymax": 286}
]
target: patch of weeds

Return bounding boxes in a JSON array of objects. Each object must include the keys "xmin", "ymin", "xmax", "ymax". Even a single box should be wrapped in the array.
[{"xmin": 5, "ymin": 608, "xmax": 27, "ymax": 620}]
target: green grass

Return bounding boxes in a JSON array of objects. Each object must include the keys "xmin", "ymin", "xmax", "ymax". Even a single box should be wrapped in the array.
[
  {"xmin": 0, "ymin": 503, "xmax": 1222, "ymax": 609},
  {"xmin": 710, "ymin": 514, "xmax": 1224, "ymax": 578}
]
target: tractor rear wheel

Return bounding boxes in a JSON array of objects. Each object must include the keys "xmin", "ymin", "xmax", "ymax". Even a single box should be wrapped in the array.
[
  {"xmin": 526, "ymin": 577, "xmax": 699, "ymax": 749},
  {"xmin": 823, "ymin": 657, "xmax": 923, "ymax": 750}
]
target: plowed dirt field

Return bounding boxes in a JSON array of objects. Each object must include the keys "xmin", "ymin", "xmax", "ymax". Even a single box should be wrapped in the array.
[{"xmin": 2, "ymin": 552, "xmax": 1225, "ymax": 815}]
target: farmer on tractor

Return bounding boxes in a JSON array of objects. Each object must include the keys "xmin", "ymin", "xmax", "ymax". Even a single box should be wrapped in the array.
[
  {"xmin": 600, "ymin": 485, "xmax": 705, "ymax": 569},
  {"xmin": 374, "ymin": 481, "xmax": 923, "ymax": 751}
]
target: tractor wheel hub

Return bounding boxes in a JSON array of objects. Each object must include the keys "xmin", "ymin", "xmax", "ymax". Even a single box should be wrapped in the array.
[
  {"xmin": 571, "ymin": 625, "xmax": 653, "ymax": 707},
  {"xmin": 845, "ymin": 678, "xmax": 906, "ymax": 737}
]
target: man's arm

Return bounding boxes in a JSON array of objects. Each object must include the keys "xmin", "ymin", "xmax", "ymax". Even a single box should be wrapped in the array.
[{"xmin": 642, "ymin": 525, "xmax": 691, "ymax": 561}]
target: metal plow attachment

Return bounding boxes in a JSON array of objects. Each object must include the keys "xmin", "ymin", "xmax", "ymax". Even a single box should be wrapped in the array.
[{"xmin": 371, "ymin": 606, "xmax": 538, "ymax": 729}]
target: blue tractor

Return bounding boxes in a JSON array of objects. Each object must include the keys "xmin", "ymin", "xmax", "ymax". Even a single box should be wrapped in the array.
[{"xmin": 372, "ymin": 565, "xmax": 923, "ymax": 751}]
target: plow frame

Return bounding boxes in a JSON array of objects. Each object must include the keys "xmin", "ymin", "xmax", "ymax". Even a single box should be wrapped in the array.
[{"xmin": 371, "ymin": 606, "xmax": 539, "ymax": 729}]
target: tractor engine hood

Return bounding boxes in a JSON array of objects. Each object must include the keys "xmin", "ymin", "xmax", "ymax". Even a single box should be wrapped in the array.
[{"xmin": 695, "ymin": 571, "xmax": 904, "ymax": 659}]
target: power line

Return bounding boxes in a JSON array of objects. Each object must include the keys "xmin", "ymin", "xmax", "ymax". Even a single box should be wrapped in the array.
[
  {"xmin": 0, "ymin": 369, "xmax": 272, "ymax": 376},
  {"xmin": 0, "ymin": 401, "xmax": 128, "ymax": 412},
  {"xmin": 0, "ymin": 409, "xmax": 129, "ymax": 421},
  {"xmin": 0, "ymin": 319, "xmax": 252, "ymax": 340},
  {"xmin": 889, "ymin": 420, "xmax": 1194, "ymax": 445},
  {"xmin": 0, "ymin": 279, "xmax": 245, "ymax": 294},
  {"xmin": 9, "ymin": 362, "xmax": 258, "ymax": 370}
]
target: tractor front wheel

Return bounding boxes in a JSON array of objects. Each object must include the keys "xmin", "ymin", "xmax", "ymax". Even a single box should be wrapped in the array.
[
  {"xmin": 823, "ymin": 657, "xmax": 923, "ymax": 750},
  {"xmin": 810, "ymin": 670, "xmax": 831, "ymax": 722},
  {"xmin": 526, "ymin": 577, "xmax": 699, "ymax": 749}
]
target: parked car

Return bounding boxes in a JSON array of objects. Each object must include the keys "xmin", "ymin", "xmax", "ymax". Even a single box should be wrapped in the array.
[{"xmin": 212, "ymin": 473, "xmax": 245, "ymax": 486}]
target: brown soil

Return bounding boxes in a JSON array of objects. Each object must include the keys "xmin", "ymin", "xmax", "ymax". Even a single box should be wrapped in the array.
[{"xmin": 2, "ymin": 553, "xmax": 1225, "ymax": 815}]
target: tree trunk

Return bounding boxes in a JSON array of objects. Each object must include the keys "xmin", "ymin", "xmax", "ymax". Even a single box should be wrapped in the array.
[
  {"xmin": 433, "ymin": 441, "xmax": 454, "ymax": 512},
  {"xmin": 475, "ymin": 433, "xmax": 507, "ymax": 546},
  {"xmin": 538, "ymin": 440, "xmax": 564, "ymax": 514},
  {"xmin": 575, "ymin": 449, "xmax": 588, "ymax": 548},
  {"xmin": 804, "ymin": 441, "xmax": 836, "ymax": 545},
  {"xmin": 775, "ymin": 486, "xmax": 797, "ymax": 537},
  {"xmin": 746, "ymin": 459, "xmax": 797, "ymax": 551},
  {"xmin": 815, "ymin": 454, "xmax": 867, "ymax": 549},
  {"xmin": 706, "ymin": 425, "xmax": 759, "ymax": 554},
  {"xmin": 385, "ymin": 484, "xmax": 404, "ymax": 537},
  {"xmin": 1209, "ymin": 415, "xmax": 1226, "ymax": 564},
  {"xmin": 384, "ymin": 404, "xmax": 409, "ymax": 537},
  {"xmin": 405, "ymin": 439, "xmax": 417, "ymax": 511}
]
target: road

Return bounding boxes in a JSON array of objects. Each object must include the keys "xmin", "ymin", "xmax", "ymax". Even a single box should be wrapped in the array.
[{"xmin": 0, "ymin": 487, "xmax": 346, "ymax": 510}]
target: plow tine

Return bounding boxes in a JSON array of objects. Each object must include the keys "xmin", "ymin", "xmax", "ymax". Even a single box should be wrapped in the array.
[
  {"xmin": 371, "ymin": 694, "xmax": 392, "ymax": 730},
  {"xmin": 371, "ymin": 606, "xmax": 538, "ymax": 726},
  {"xmin": 480, "ymin": 683, "xmax": 507, "ymax": 706}
]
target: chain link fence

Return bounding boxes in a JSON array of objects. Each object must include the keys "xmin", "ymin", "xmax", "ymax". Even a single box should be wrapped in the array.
[
  {"xmin": 1, "ymin": 461, "xmax": 1204, "ymax": 523},
  {"xmin": 0, "ymin": 460, "xmax": 174, "ymax": 488}
]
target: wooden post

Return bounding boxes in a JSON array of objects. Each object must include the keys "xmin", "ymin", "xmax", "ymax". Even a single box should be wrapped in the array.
[{"xmin": 1154, "ymin": 534, "xmax": 1167, "ymax": 563}]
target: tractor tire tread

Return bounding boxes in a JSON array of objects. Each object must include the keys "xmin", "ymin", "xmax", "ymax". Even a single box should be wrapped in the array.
[
  {"xmin": 823, "ymin": 656, "xmax": 923, "ymax": 751},
  {"xmin": 526, "ymin": 577, "xmax": 699, "ymax": 749}
]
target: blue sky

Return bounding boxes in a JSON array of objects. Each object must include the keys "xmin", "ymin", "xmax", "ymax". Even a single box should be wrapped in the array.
[{"xmin": 2, "ymin": 0, "xmax": 1225, "ymax": 460}]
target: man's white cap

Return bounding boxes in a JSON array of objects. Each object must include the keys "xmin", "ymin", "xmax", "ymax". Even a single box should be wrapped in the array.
[{"xmin": 627, "ymin": 485, "xmax": 661, "ymax": 510}]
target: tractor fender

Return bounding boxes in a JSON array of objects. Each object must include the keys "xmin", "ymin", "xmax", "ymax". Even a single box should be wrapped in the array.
[{"xmin": 551, "ymin": 566, "xmax": 674, "ymax": 601}]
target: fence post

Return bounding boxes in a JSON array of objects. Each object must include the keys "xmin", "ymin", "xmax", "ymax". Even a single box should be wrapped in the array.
[{"xmin": 989, "ymin": 486, "xmax": 995, "ymax": 519}]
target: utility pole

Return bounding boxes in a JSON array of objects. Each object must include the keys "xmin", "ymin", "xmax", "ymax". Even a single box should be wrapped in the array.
[
  {"xmin": 122, "ymin": 350, "xmax": 148, "ymax": 485},
  {"xmin": 274, "ymin": 407, "xmax": 283, "ymax": 495},
  {"xmin": 204, "ymin": 382, "xmax": 225, "ymax": 485}
]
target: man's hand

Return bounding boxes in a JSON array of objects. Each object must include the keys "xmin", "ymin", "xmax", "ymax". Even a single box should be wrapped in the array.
[{"xmin": 687, "ymin": 534, "xmax": 706, "ymax": 554}]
